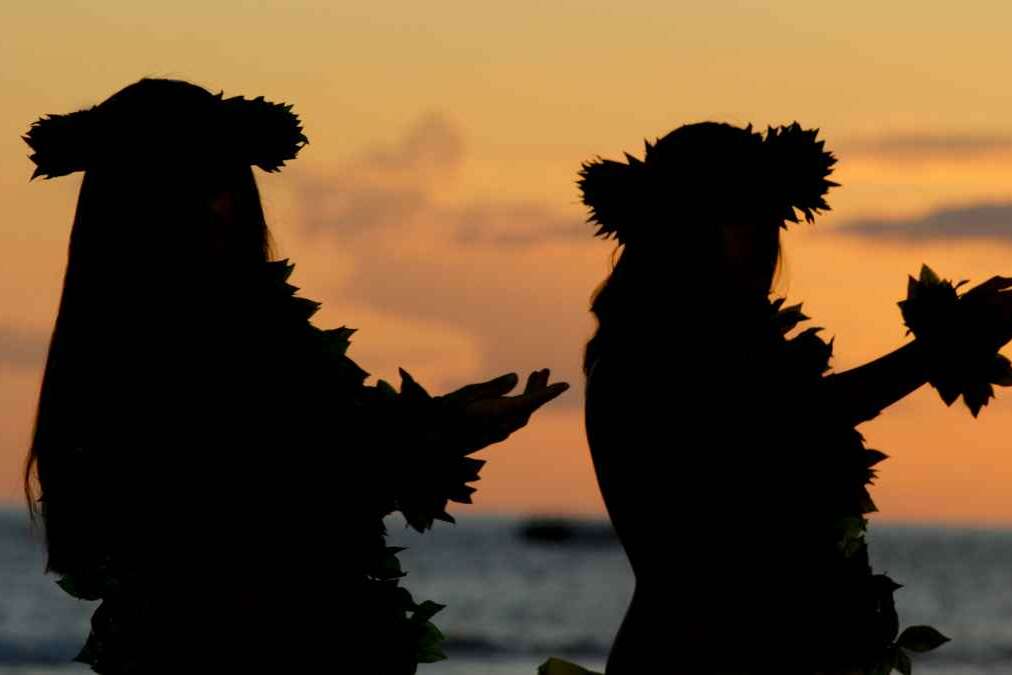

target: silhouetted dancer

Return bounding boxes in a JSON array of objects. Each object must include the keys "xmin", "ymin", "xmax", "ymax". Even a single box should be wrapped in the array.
[
  {"xmin": 574, "ymin": 121, "xmax": 1012, "ymax": 674},
  {"xmin": 22, "ymin": 77, "xmax": 568, "ymax": 674}
]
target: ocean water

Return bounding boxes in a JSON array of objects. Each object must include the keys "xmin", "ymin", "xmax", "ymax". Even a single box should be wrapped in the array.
[{"xmin": 3, "ymin": 508, "xmax": 1012, "ymax": 674}]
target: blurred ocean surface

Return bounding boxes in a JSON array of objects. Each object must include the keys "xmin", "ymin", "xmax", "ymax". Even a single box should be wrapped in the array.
[{"xmin": 3, "ymin": 507, "xmax": 1012, "ymax": 674}]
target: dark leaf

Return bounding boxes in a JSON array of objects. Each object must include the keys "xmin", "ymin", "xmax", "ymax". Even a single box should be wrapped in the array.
[
  {"xmin": 858, "ymin": 486, "xmax": 879, "ymax": 514},
  {"xmin": 895, "ymin": 648, "xmax": 912, "ymax": 675},
  {"xmin": 933, "ymin": 379, "xmax": 962, "ymax": 407},
  {"xmin": 375, "ymin": 379, "xmax": 398, "ymax": 399},
  {"xmin": 290, "ymin": 297, "xmax": 322, "ymax": 320},
  {"xmin": 459, "ymin": 456, "xmax": 487, "ymax": 477},
  {"xmin": 919, "ymin": 264, "xmax": 942, "ymax": 286},
  {"xmin": 897, "ymin": 625, "xmax": 950, "ymax": 652},
  {"xmin": 873, "ymin": 574, "xmax": 904, "ymax": 593},
  {"xmin": 57, "ymin": 575, "xmax": 103, "ymax": 601},
  {"xmin": 447, "ymin": 484, "xmax": 477, "ymax": 504},
  {"xmin": 962, "ymin": 382, "xmax": 994, "ymax": 418},
  {"xmin": 865, "ymin": 449, "xmax": 889, "ymax": 467},
  {"xmin": 399, "ymin": 368, "xmax": 433, "ymax": 402},
  {"xmin": 415, "ymin": 620, "xmax": 447, "ymax": 663},
  {"xmin": 375, "ymin": 551, "xmax": 406, "ymax": 580},
  {"xmin": 412, "ymin": 600, "xmax": 446, "ymax": 623}
]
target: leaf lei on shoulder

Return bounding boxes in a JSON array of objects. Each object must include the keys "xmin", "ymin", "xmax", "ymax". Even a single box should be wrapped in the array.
[
  {"xmin": 59, "ymin": 258, "xmax": 483, "ymax": 672},
  {"xmin": 764, "ymin": 296, "xmax": 949, "ymax": 674},
  {"xmin": 249, "ymin": 258, "xmax": 484, "ymax": 528},
  {"xmin": 899, "ymin": 264, "xmax": 1012, "ymax": 417},
  {"xmin": 251, "ymin": 258, "xmax": 489, "ymax": 665}
]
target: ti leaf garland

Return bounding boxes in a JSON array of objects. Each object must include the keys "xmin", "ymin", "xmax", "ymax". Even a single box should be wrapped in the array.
[
  {"xmin": 242, "ymin": 259, "xmax": 490, "ymax": 668},
  {"xmin": 760, "ymin": 294, "xmax": 948, "ymax": 674},
  {"xmin": 899, "ymin": 264, "xmax": 1012, "ymax": 417}
]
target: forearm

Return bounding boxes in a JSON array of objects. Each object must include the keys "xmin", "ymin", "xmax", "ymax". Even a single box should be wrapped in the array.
[
  {"xmin": 821, "ymin": 339, "xmax": 932, "ymax": 425},
  {"xmin": 356, "ymin": 374, "xmax": 486, "ymax": 531}
]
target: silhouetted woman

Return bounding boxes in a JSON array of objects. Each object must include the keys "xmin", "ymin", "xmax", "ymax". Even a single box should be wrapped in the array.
[
  {"xmin": 23, "ymin": 77, "xmax": 568, "ymax": 674},
  {"xmin": 579, "ymin": 122, "xmax": 1012, "ymax": 674}
]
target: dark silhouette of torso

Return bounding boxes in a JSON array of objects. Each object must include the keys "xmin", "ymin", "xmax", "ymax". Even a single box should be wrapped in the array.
[
  {"xmin": 585, "ymin": 293, "xmax": 876, "ymax": 675},
  {"xmin": 68, "ymin": 262, "xmax": 438, "ymax": 673}
]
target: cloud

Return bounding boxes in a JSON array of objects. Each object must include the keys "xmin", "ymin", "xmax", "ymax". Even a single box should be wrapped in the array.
[
  {"xmin": 842, "ymin": 133, "xmax": 1012, "ymax": 161},
  {"xmin": 840, "ymin": 201, "xmax": 1012, "ymax": 240},
  {"xmin": 453, "ymin": 201, "xmax": 586, "ymax": 246},
  {"xmin": 359, "ymin": 111, "xmax": 464, "ymax": 174},
  {"xmin": 297, "ymin": 180, "xmax": 430, "ymax": 235},
  {"xmin": 292, "ymin": 110, "xmax": 587, "ymax": 247},
  {"xmin": 282, "ymin": 111, "xmax": 604, "ymax": 409},
  {"xmin": 294, "ymin": 111, "xmax": 464, "ymax": 237},
  {"xmin": 0, "ymin": 326, "xmax": 47, "ymax": 369}
]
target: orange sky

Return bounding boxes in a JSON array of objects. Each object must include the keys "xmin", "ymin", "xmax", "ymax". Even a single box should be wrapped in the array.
[{"xmin": 6, "ymin": 2, "xmax": 1012, "ymax": 525}]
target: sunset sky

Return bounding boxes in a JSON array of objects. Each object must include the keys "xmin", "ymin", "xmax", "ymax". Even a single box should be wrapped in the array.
[{"xmin": 6, "ymin": 2, "xmax": 1012, "ymax": 525}]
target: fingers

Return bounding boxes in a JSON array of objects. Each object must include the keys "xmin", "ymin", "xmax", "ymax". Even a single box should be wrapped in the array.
[
  {"xmin": 524, "ymin": 370, "xmax": 539, "ymax": 394},
  {"xmin": 959, "ymin": 282, "xmax": 1012, "ymax": 349},
  {"xmin": 524, "ymin": 369, "xmax": 540, "ymax": 394},
  {"xmin": 499, "ymin": 381, "xmax": 571, "ymax": 418},
  {"xmin": 475, "ymin": 382, "xmax": 570, "ymax": 444},
  {"xmin": 454, "ymin": 368, "xmax": 567, "ymax": 424},
  {"xmin": 445, "ymin": 372, "xmax": 519, "ymax": 404},
  {"xmin": 966, "ymin": 276, "xmax": 1012, "ymax": 298},
  {"xmin": 969, "ymin": 286, "xmax": 1012, "ymax": 319},
  {"xmin": 983, "ymin": 275, "xmax": 1012, "ymax": 289},
  {"xmin": 524, "ymin": 368, "xmax": 551, "ymax": 394},
  {"xmin": 449, "ymin": 368, "xmax": 555, "ymax": 406},
  {"xmin": 989, "ymin": 275, "xmax": 1012, "ymax": 286},
  {"xmin": 457, "ymin": 374, "xmax": 570, "ymax": 451}
]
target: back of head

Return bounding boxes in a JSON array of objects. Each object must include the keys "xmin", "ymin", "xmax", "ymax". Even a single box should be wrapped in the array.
[{"xmin": 578, "ymin": 121, "xmax": 837, "ymax": 373}]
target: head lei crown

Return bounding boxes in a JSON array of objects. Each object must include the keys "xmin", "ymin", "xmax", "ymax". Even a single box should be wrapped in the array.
[
  {"xmin": 23, "ymin": 78, "xmax": 309, "ymax": 180},
  {"xmin": 577, "ymin": 121, "xmax": 838, "ymax": 246}
]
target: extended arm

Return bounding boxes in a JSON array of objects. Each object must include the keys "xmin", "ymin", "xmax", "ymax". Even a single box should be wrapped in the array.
[
  {"xmin": 821, "ymin": 339, "xmax": 932, "ymax": 426},
  {"xmin": 353, "ymin": 368, "xmax": 569, "ymax": 531},
  {"xmin": 823, "ymin": 269, "xmax": 1012, "ymax": 425}
]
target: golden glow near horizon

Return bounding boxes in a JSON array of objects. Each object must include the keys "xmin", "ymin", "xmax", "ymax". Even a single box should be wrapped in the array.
[{"xmin": 6, "ymin": 2, "xmax": 1012, "ymax": 523}]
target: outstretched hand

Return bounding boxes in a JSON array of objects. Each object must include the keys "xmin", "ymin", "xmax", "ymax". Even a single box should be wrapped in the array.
[
  {"xmin": 960, "ymin": 275, "xmax": 1012, "ymax": 351},
  {"xmin": 440, "ymin": 369, "xmax": 569, "ymax": 450}
]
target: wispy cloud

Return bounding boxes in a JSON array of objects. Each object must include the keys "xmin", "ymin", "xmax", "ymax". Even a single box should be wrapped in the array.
[
  {"xmin": 294, "ymin": 111, "xmax": 463, "ymax": 237},
  {"xmin": 843, "ymin": 132, "xmax": 1012, "ymax": 161},
  {"xmin": 293, "ymin": 111, "xmax": 587, "ymax": 247},
  {"xmin": 285, "ymin": 112, "xmax": 598, "ymax": 405},
  {"xmin": 840, "ymin": 201, "xmax": 1012, "ymax": 240},
  {"xmin": 359, "ymin": 111, "xmax": 464, "ymax": 174},
  {"xmin": 453, "ymin": 201, "xmax": 585, "ymax": 246}
]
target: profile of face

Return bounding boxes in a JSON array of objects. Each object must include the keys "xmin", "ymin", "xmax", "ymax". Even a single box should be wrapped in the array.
[
  {"xmin": 207, "ymin": 189, "xmax": 236, "ymax": 257},
  {"xmin": 716, "ymin": 216, "xmax": 780, "ymax": 298},
  {"xmin": 197, "ymin": 178, "xmax": 263, "ymax": 269},
  {"xmin": 170, "ymin": 162, "xmax": 260, "ymax": 270}
]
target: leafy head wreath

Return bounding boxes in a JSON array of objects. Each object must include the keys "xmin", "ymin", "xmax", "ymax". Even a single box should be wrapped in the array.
[
  {"xmin": 577, "ymin": 121, "xmax": 838, "ymax": 246},
  {"xmin": 23, "ymin": 78, "xmax": 309, "ymax": 180}
]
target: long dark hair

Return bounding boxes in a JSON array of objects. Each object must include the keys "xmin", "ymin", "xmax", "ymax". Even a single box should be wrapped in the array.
[
  {"xmin": 24, "ymin": 78, "xmax": 276, "ymax": 575},
  {"xmin": 583, "ymin": 232, "xmax": 784, "ymax": 374}
]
